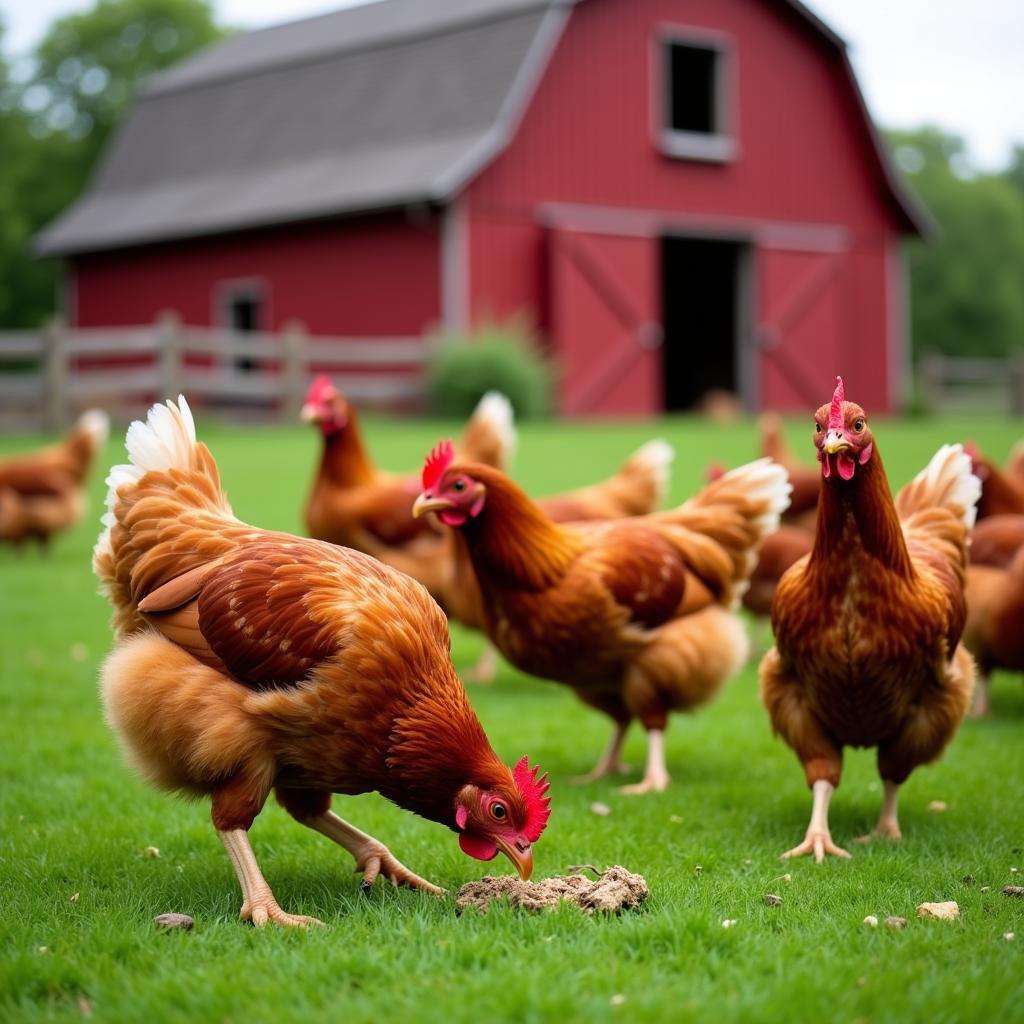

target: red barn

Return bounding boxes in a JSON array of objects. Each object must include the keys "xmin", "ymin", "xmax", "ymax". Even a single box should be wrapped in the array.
[{"xmin": 37, "ymin": 0, "xmax": 928, "ymax": 414}]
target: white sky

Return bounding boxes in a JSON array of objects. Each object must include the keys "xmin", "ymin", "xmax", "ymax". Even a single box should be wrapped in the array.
[{"xmin": 2, "ymin": 0, "xmax": 1021, "ymax": 171}]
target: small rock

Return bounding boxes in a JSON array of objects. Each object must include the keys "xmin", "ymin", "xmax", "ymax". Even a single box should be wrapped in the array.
[
  {"xmin": 927, "ymin": 800, "xmax": 947, "ymax": 813},
  {"xmin": 143, "ymin": 846, "xmax": 160, "ymax": 859},
  {"xmin": 1003, "ymin": 886, "xmax": 1024, "ymax": 897},
  {"xmin": 764, "ymin": 893, "xmax": 783, "ymax": 907},
  {"xmin": 609, "ymin": 994, "xmax": 626, "ymax": 1007},
  {"xmin": 1004, "ymin": 932, "xmax": 1015, "ymax": 941},
  {"xmin": 917, "ymin": 901, "xmax": 960, "ymax": 920},
  {"xmin": 69, "ymin": 892, "xmax": 80, "ymax": 904},
  {"xmin": 863, "ymin": 915, "xmax": 879, "ymax": 928},
  {"xmin": 155, "ymin": 913, "xmax": 194, "ymax": 931},
  {"xmin": 37, "ymin": 946, "xmax": 49, "ymax": 955},
  {"xmin": 721, "ymin": 918, "xmax": 737, "ymax": 928},
  {"xmin": 885, "ymin": 916, "xmax": 907, "ymax": 929},
  {"xmin": 590, "ymin": 802, "xmax": 611, "ymax": 817}
]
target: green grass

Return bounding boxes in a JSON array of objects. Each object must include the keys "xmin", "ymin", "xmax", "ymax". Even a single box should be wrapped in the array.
[{"xmin": 1, "ymin": 411, "xmax": 1023, "ymax": 1024}]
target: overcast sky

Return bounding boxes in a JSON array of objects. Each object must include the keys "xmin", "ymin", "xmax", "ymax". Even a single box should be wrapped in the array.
[{"xmin": 2, "ymin": 0, "xmax": 1021, "ymax": 171}]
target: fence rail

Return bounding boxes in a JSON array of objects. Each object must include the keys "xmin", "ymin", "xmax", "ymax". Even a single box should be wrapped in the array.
[
  {"xmin": 0, "ymin": 315, "xmax": 426, "ymax": 432},
  {"xmin": 917, "ymin": 352, "xmax": 1024, "ymax": 415}
]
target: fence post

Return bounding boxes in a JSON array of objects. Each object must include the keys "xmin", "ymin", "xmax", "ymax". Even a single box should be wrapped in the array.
[
  {"xmin": 157, "ymin": 310, "xmax": 183, "ymax": 399},
  {"xmin": 918, "ymin": 351, "xmax": 942, "ymax": 413},
  {"xmin": 44, "ymin": 315, "xmax": 68, "ymax": 432},
  {"xmin": 1010, "ymin": 354, "xmax": 1024, "ymax": 416},
  {"xmin": 281, "ymin": 319, "xmax": 307, "ymax": 422}
]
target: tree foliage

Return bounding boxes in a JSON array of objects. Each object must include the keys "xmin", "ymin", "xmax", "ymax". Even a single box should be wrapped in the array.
[
  {"xmin": 890, "ymin": 127, "xmax": 1024, "ymax": 359},
  {"xmin": 0, "ymin": 0, "xmax": 224, "ymax": 328}
]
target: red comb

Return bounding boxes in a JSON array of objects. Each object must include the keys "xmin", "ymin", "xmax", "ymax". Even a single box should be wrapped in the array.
[
  {"xmin": 306, "ymin": 374, "xmax": 336, "ymax": 404},
  {"xmin": 422, "ymin": 439, "xmax": 455, "ymax": 490},
  {"xmin": 828, "ymin": 376, "xmax": 845, "ymax": 430},
  {"xmin": 513, "ymin": 756, "xmax": 551, "ymax": 843}
]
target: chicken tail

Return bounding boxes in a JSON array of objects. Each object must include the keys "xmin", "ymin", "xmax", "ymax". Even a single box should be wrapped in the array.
[
  {"xmin": 652, "ymin": 458, "xmax": 791, "ymax": 608},
  {"xmin": 61, "ymin": 409, "xmax": 110, "ymax": 483},
  {"xmin": 457, "ymin": 391, "xmax": 517, "ymax": 470},
  {"xmin": 604, "ymin": 439, "xmax": 675, "ymax": 516},
  {"xmin": 896, "ymin": 444, "xmax": 981, "ymax": 530},
  {"xmin": 94, "ymin": 397, "xmax": 233, "ymax": 619}
]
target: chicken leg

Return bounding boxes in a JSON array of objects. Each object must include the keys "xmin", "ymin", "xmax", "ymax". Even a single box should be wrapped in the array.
[
  {"xmin": 856, "ymin": 781, "xmax": 902, "ymax": 843},
  {"xmin": 783, "ymin": 780, "xmax": 851, "ymax": 862},
  {"xmin": 304, "ymin": 811, "xmax": 445, "ymax": 895},
  {"xmin": 619, "ymin": 729, "xmax": 670, "ymax": 795},
  {"xmin": 219, "ymin": 829, "xmax": 324, "ymax": 928},
  {"xmin": 573, "ymin": 721, "xmax": 631, "ymax": 784}
]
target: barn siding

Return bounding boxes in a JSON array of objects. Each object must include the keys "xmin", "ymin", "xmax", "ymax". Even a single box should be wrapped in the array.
[
  {"xmin": 73, "ymin": 212, "xmax": 442, "ymax": 336},
  {"xmin": 463, "ymin": 0, "xmax": 904, "ymax": 413}
]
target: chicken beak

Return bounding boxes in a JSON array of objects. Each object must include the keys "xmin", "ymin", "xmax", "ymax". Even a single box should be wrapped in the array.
[
  {"xmin": 300, "ymin": 403, "xmax": 320, "ymax": 423},
  {"xmin": 824, "ymin": 430, "xmax": 851, "ymax": 455},
  {"xmin": 495, "ymin": 836, "xmax": 534, "ymax": 881},
  {"xmin": 412, "ymin": 493, "xmax": 454, "ymax": 519}
]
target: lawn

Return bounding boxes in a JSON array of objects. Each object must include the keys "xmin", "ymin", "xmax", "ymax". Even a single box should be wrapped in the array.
[{"xmin": 1, "ymin": 410, "xmax": 1022, "ymax": 1024}]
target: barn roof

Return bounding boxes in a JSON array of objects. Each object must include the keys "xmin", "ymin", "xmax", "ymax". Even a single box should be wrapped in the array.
[{"xmin": 36, "ymin": 0, "xmax": 928, "ymax": 257}]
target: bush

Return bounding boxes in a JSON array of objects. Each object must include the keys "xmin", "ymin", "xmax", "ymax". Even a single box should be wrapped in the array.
[{"xmin": 425, "ymin": 319, "xmax": 555, "ymax": 419}]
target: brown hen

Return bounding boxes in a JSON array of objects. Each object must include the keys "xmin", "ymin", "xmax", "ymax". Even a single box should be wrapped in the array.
[
  {"xmin": 761, "ymin": 378, "xmax": 978, "ymax": 861},
  {"xmin": 94, "ymin": 398, "xmax": 549, "ymax": 927}
]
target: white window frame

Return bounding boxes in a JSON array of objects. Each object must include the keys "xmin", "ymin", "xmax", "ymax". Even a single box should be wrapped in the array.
[{"xmin": 654, "ymin": 26, "xmax": 737, "ymax": 164}]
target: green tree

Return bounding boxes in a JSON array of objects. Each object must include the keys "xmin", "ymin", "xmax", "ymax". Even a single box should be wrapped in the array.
[
  {"xmin": 0, "ymin": 0, "xmax": 225, "ymax": 328},
  {"xmin": 890, "ymin": 127, "xmax": 1024, "ymax": 359}
]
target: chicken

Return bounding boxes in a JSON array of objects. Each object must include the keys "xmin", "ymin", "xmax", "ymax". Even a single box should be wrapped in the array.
[
  {"xmin": 760, "ymin": 377, "xmax": 978, "ymax": 862},
  {"xmin": 759, "ymin": 412, "xmax": 820, "ymax": 530},
  {"xmin": 965, "ymin": 442, "xmax": 1024, "ymax": 519},
  {"xmin": 302, "ymin": 376, "xmax": 515, "ymax": 597},
  {"xmin": 413, "ymin": 443, "xmax": 789, "ymax": 794},
  {"xmin": 94, "ymin": 397, "xmax": 550, "ymax": 927},
  {"xmin": 1006, "ymin": 440, "xmax": 1024, "ymax": 489},
  {"xmin": 962, "ymin": 514, "xmax": 1024, "ymax": 716},
  {"xmin": 444, "ymin": 439, "xmax": 675, "ymax": 682},
  {"xmin": 0, "ymin": 410, "xmax": 108, "ymax": 547}
]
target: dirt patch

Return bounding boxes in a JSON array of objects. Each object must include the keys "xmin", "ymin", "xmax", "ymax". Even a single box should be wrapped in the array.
[{"xmin": 455, "ymin": 865, "xmax": 648, "ymax": 915}]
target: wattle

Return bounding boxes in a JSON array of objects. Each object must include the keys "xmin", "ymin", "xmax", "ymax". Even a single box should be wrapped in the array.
[
  {"xmin": 440, "ymin": 510, "xmax": 468, "ymax": 527},
  {"xmin": 836, "ymin": 453, "xmax": 856, "ymax": 480},
  {"xmin": 459, "ymin": 832, "xmax": 498, "ymax": 862}
]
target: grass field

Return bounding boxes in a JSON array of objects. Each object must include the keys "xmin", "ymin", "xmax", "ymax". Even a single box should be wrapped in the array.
[{"xmin": 1, "ymin": 410, "xmax": 1023, "ymax": 1024}]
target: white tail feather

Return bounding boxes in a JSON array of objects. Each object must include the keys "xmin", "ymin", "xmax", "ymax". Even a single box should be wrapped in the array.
[
  {"xmin": 903, "ymin": 443, "xmax": 981, "ymax": 529},
  {"xmin": 472, "ymin": 390, "xmax": 517, "ymax": 463},
  {"xmin": 629, "ymin": 439, "xmax": 674, "ymax": 504},
  {"xmin": 76, "ymin": 408, "xmax": 110, "ymax": 449},
  {"xmin": 94, "ymin": 396, "xmax": 196, "ymax": 563},
  {"xmin": 719, "ymin": 457, "xmax": 793, "ymax": 539}
]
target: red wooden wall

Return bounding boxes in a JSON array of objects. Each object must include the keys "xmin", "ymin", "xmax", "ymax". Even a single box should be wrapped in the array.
[
  {"xmin": 463, "ymin": 0, "xmax": 906, "ymax": 414},
  {"xmin": 73, "ymin": 212, "xmax": 442, "ymax": 337}
]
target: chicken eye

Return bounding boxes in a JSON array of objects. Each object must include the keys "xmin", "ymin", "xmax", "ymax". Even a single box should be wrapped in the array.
[
  {"xmin": 452, "ymin": 479, "xmax": 466, "ymax": 493},
  {"xmin": 815, "ymin": 423, "xmax": 823, "ymax": 434},
  {"xmin": 490, "ymin": 802, "xmax": 507, "ymax": 821},
  {"xmin": 854, "ymin": 419, "xmax": 865, "ymax": 432}
]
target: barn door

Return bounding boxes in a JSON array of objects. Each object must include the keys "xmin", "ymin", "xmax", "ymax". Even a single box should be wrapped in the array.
[
  {"xmin": 756, "ymin": 245, "xmax": 848, "ymax": 410},
  {"xmin": 548, "ymin": 227, "xmax": 661, "ymax": 415}
]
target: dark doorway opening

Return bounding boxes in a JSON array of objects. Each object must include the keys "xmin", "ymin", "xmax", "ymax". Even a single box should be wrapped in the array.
[
  {"xmin": 223, "ymin": 290, "xmax": 263, "ymax": 372},
  {"xmin": 661, "ymin": 236, "xmax": 742, "ymax": 411}
]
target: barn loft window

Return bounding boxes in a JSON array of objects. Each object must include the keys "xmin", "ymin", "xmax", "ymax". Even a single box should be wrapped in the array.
[
  {"xmin": 658, "ymin": 33, "xmax": 735, "ymax": 162},
  {"xmin": 215, "ymin": 280, "xmax": 267, "ymax": 373}
]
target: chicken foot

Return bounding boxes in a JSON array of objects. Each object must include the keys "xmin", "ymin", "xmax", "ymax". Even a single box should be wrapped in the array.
[
  {"xmin": 969, "ymin": 673, "xmax": 991, "ymax": 718},
  {"xmin": 856, "ymin": 781, "xmax": 902, "ymax": 843},
  {"xmin": 619, "ymin": 729, "xmax": 670, "ymax": 795},
  {"xmin": 573, "ymin": 721, "xmax": 632, "ymax": 784},
  {"xmin": 304, "ymin": 811, "xmax": 445, "ymax": 896},
  {"xmin": 464, "ymin": 642, "xmax": 499, "ymax": 685},
  {"xmin": 219, "ymin": 829, "xmax": 324, "ymax": 928},
  {"xmin": 783, "ymin": 780, "xmax": 852, "ymax": 862}
]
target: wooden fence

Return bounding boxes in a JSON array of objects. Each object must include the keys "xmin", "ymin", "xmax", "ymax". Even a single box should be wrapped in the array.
[
  {"xmin": 917, "ymin": 352, "xmax": 1024, "ymax": 415},
  {"xmin": 0, "ymin": 315, "xmax": 426, "ymax": 432}
]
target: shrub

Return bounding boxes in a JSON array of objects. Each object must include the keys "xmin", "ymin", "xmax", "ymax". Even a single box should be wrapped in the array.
[{"xmin": 425, "ymin": 319, "xmax": 555, "ymax": 419}]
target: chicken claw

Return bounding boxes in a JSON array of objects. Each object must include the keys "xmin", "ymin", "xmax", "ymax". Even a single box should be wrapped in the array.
[
  {"xmin": 354, "ymin": 841, "xmax": 445, "ymax": 896},
  {"xmin": 241, "ymin": 894, "xmax": 324, "ymax": 929},
  {"xmin": 618, "ymin": 772, "xmax": 669, "ymax": 795},
  {"xmin": 782, "ymin": 829, "xmax": 852, "ymax": 863}
]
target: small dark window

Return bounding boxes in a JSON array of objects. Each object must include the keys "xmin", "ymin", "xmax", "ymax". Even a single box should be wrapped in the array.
[
  {"xmin": 228, "ymin": 293, "xmax": 262, "ymax": 333},
  {"xmin": 668, "ymin": 42, "xmax": 717, "ymax": 135}
]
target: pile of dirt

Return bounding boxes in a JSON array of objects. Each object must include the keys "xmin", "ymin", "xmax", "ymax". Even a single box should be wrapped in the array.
[{"xmin": 455, "ymin": 866, "xmax": 648, "ymax": 915}]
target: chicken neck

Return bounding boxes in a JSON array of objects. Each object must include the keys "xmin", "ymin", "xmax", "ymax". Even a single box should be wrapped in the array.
[
  {"xmin": 318, "ymin": 412, "xmax": 377, "ymax": 487},
  {"xmin": 811, "ymin": 448, "xmax": 914, "ymax": 579}
]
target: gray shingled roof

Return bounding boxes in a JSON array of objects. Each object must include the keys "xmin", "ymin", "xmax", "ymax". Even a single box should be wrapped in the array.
[
  {"xmin": 36, "ymin": 0, "xmax": 927, "ymax": 256},
  {"xmin": 36, "ymin": 0, "xmax": 567, "ymax": 255}
]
